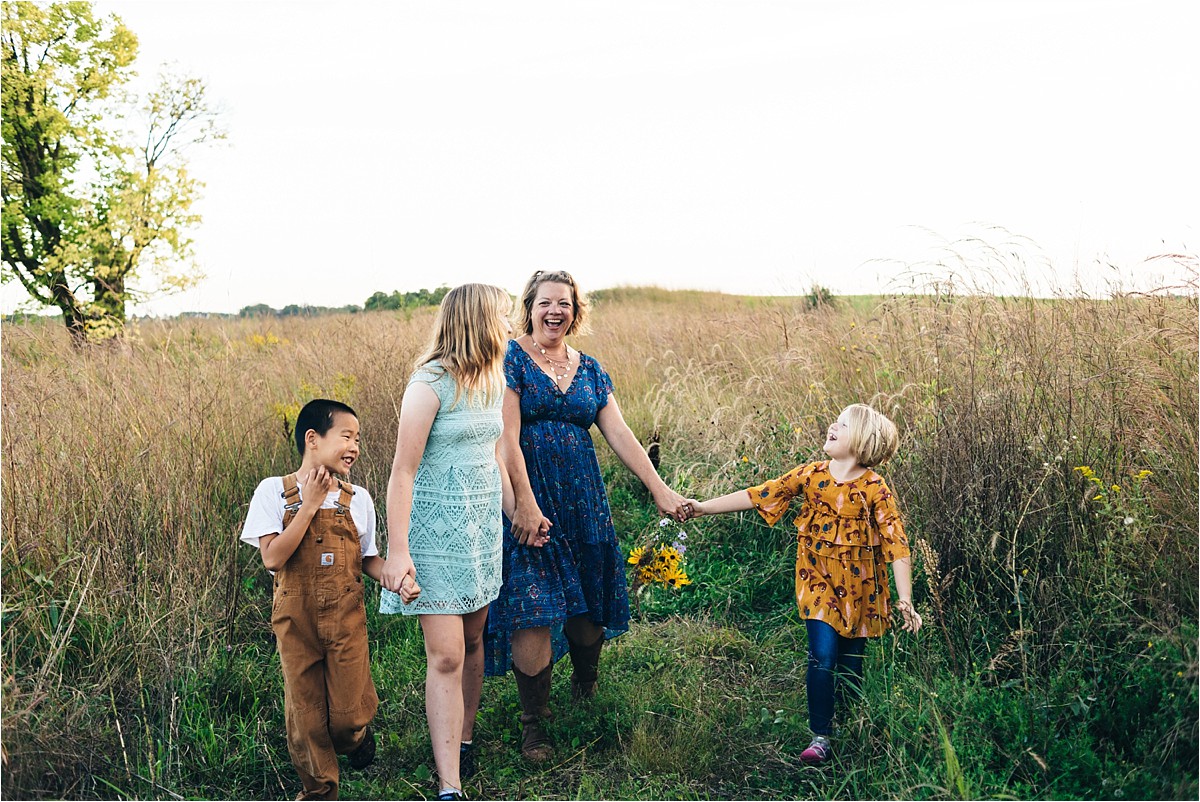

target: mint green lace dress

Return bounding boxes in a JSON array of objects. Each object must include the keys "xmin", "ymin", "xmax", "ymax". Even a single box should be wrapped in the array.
[{"xmin": 380, "ymin": 363, "xmax": 504, "ymax": 616}]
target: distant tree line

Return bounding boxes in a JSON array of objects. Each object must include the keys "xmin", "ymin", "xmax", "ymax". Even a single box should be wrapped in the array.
[
  {"xmin": 238, "ymin": 303, "xmax": 362, "ymax": 318},
  {"xmin": 238, "ymin": 286, "xmax": 451, "ymax": 318},
  {"xmin": 363, "ymin": 286, "xmax": 451, "ymax": 312}
]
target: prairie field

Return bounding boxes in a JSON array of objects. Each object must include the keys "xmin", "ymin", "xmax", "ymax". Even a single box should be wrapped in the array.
[{"xmin": 2, "ymin": 284, "xmax": 1197, "ymax": 800}]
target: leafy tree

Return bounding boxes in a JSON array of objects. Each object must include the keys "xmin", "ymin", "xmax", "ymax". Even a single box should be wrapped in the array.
[
  {"xmin": 238, "ymin": 303, "xmax": 273, "ymax": 317},
  {"xmin": 1, "ymin": 2, "xmax": 223, "ymax": 343},
  {"xmin": 364, "ymin": 285, "xmax": 451, "ymax": 312}
]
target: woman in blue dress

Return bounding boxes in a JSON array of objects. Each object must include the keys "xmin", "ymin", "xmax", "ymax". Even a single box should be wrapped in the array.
[{"xmin": 485, "ymin": 270, "xmax": 688, "ymax": 762}]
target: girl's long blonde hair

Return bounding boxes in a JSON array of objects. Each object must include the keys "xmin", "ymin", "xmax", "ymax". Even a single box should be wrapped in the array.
[{"xmin": 414, "ymin": 283, "xmax": 511, "ymax": 408}]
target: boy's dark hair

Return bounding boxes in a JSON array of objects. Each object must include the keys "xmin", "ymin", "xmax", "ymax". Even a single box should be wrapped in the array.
[{"xmin": 295, "ymin": 399, "xmax": 357, "ymax": 455}]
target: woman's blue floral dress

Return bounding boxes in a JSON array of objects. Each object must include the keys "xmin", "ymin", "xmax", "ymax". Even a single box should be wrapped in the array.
[{"xmin": 484, "ymin": 339, "xmax": 630, "ymax": 676}]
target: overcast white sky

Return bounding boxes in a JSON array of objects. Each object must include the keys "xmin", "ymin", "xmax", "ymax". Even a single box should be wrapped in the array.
[{"xmin": 6, "ymin": 1, "xmax": 1198, "ymax": 315}]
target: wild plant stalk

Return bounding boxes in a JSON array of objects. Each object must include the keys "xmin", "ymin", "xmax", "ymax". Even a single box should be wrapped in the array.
[{"xmin": 2, "ymin": 271, "xmax": 1196, "ymax": 798}]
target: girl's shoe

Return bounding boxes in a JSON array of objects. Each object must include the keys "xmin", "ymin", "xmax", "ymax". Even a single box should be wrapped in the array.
[
  {"xmin": 436, "ymin": 790, "xmax": 465, "ymax": 801},
  {"xmin": 459, "ymin": 741, "xmax": 477, "ymax": 780},
  {"xmin": 800, "ymin": 735, "xmax": 831, "ymax": 765}
]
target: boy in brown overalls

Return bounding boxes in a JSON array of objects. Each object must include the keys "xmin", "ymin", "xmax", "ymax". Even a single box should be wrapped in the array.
[{"xmin": 241, "ymin": 399, "xmax": 419, "ymax": 799}]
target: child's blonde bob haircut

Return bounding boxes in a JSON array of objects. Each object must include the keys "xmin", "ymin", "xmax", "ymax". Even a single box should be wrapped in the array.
[
  {"xmin": 513, "ymin": 269, "xmax": 590, "ymax": 337},
  {"xmin": 415, "ymin": 283, "xmax": 511, "ymax": 408},
  {"xmin": 843, "ymin": 403, "xmax": 899, "ymax": 468}
]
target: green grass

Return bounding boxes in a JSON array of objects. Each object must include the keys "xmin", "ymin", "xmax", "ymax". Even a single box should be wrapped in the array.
[{"xmin": 2, "ymin": 282, "xmax": 1197, "ymax": 799}]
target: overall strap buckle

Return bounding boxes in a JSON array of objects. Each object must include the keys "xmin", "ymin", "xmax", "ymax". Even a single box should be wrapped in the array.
[
  {"xmin": 281, "ymin": 474, "xmax": 302, "ymax": 516},
  {"xmin": 334, "ymin": 480, "xmax": 354, "ymax": 515}
]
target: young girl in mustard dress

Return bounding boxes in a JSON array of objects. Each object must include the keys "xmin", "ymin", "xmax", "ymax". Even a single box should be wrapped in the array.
[{"xmin": 683, "ymin": 403, "xmax": 922, "ymax": 765}]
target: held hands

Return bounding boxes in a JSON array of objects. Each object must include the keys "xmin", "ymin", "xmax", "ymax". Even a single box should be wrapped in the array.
[
  {"xmin": 653, "ymin": 487, "xmax": 691, "ymax": 523},
  {"xmin": 380, "ymin": 554, "xmax": 422, "ymax": 604},
  {"xmin": 510, "ymin": 502, "xmax": 552, "ymax": 548},
  {"xmin": 895, "ymin": 599, "xmax": 923, "ymax": 633},
  {"xmin": 679, "ymin": 499, "xmax": 704, "ymax": 521}
]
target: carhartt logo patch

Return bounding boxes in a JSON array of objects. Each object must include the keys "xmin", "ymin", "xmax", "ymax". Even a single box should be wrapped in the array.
[{"xmin": 321, "ymin": 553, "xmax": 334, "ymax": 566}]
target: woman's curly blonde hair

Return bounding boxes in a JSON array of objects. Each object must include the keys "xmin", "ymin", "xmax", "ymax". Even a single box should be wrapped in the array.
[{"xmin": 513, "ymin": 270, "xmax": 590, "ymax": 337}]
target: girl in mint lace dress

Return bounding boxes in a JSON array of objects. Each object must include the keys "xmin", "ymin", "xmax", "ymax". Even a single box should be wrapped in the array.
[{"xmin": 379, "ymin": 284, "xmax": 515, "ymax": 802}]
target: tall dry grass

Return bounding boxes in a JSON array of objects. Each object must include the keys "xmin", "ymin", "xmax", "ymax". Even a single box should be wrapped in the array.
[
  {"xmin": 2, "ymin": 262, "xmax": 1197, "ymax": 797},
  {"xmin": 2, "ymin": 313, "xmax": 431, "ymax": 794}
]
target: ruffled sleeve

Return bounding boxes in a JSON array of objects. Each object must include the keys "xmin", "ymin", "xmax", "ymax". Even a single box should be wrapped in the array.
[
  {"xmin": 746, "ymin": 463, "xmax": 812, "ymax": 527},
  {"xmin": 503, "ymin": 340, "xmax": 524, "ymax": 395},
  {"xmin": 590, "ymin": 355, "xmax": 614, "ymax": 410},
  {"xmin": 871, "ymin": 478, "xmax": 911, "ymax": 562}
]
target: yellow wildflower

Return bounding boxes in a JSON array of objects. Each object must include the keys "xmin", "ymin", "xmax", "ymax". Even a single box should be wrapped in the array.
[
  {"xmin": 1111, "ymin": 485, "xmax": 1121, "ymax": 493},
  {"xmin": 663, "ymin": 567, "xmax": 692, "ymax": 588},
  {"xmin": 628, "ymin": 547, "xmax": 646, "ymax": 565}
]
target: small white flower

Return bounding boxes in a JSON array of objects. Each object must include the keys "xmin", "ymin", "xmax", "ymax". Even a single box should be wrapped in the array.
[
  {"xmin": 1123, "ymin": 516, "xmax": 1135, "ymax": 526},
  {"xmin": 659, "ymin": 518, "xmax": 671, "ymax": 527}
]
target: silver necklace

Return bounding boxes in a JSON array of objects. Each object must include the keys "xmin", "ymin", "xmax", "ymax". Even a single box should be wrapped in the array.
[{"xmin": 532, "ymin": 338, "xmax": 573, "ymax": 385}]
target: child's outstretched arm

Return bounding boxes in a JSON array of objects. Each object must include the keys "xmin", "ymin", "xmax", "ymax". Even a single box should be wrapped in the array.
[
  {"xmin": 890, "ymin": 556, "xmax": 922, "ymax": 633},
  {"xmin": 682, "ymin": 489, "xmax": 754, "ymax": 520}
]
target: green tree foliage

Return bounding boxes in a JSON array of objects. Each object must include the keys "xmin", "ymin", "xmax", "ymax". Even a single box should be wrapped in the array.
[
  {"xmin": 1, "ymin": 1, "xmax": 223, "ymax": 343},
  {"xmin": 237, "ymin": 303, "xmax": 361, "ymax": 317},
  {"xmin": 364, "ymin": 285, "xmax": 451, "ymax": 312}
]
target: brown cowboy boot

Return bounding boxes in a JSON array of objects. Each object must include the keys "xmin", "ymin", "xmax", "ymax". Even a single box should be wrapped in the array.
[
  {"xmin": 567, "ymin": 632, "xmax": 604, "ymax": 700},
  {"xmin": 512, "ymin": 663, "xmax": 553, "ymax": 762}
]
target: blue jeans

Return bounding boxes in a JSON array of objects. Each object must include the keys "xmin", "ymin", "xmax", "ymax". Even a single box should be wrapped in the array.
[{"xmin": 805, "ymin": 619, "xmax": 866, "ymax": 736}]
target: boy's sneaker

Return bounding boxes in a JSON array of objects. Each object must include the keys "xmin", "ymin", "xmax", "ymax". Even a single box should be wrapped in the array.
[
  {"xmin": 800, "ymin": 735, "xmax": 831, "ymax": 765},
  {"xmin": 348, "ymin": 724, "xmax": 376, "ymax": 769},
  {"xmin": 459, "ymin": 741, "xmax": 477, "ymax": 779}
]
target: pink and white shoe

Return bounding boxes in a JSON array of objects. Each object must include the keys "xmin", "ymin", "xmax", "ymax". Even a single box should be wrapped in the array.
[{"xmin": 800, "ymin": 736, "xmax": 831, "ymax": 765}]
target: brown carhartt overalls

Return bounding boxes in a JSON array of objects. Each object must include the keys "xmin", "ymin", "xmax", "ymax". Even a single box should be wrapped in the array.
[{"xmin": 274, "ymin": 474, "xmax": 379, "ymax": 800}]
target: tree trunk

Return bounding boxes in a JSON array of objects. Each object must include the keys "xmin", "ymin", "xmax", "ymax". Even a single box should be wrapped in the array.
[{"xmin": 92, "ymin": 271, "xmax": 127, "ymax": 339}]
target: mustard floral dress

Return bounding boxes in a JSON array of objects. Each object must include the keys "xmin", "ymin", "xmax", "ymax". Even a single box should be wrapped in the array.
[{"xmin": 747, "ymin": 461, "xmax": 911, "ymax": 638}]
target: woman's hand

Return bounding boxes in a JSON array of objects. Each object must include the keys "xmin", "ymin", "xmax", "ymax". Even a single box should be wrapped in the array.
[
  {"xmin": 895, "ymin": 599, "xmax": 922, "ymax": 633},
  {"xmin": 652, "ymin": 486, "xmax": 690, "ymax": 522},
  {"xmin": 510, "ymin": 501, "xmax": 552, "ymax": 548},
  {"xmin": 380, "ymin": 554, "xmax": 420, "ymax": 602}
]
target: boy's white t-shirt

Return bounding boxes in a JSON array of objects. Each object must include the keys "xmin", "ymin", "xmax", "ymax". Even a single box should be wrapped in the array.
[{"xmin": 241, "ymin": 476, "xmax": 379, "ymax": 558}]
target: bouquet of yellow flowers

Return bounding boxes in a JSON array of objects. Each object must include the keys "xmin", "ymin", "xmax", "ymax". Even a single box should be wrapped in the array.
[{"xmin": 627, "ymin": 518, "xmax": 692, "ymax": 596}]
